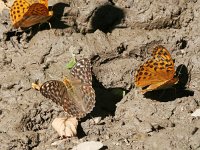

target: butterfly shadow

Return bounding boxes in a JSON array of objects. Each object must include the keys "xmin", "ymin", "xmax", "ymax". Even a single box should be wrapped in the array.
[
  {"xmin": 30, "ymin": 3, "xmax": 71, "ymax": 30},
  {"xmin": 144, "ymin": 64, "xmax": 194, "ymax": 102},
  {"xmin": 90, "ymin": 77, "xmax": 125, "ymax": 118},
  {"xmin": 49, "ymin": 3, "xmax": 71, "ymax": 29},
  {"xmin": 28, "ymin": 3, "xmax": 71, "ymax": 36},
  {"xmin": 90, "ymin": 4, "xmax": 125, "ymax": 33},
  {"xmin": 77, "ymin": 76, "xmax": 124, "ymax": 138}
]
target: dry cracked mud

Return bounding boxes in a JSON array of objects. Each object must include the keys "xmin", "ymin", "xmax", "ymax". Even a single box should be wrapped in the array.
[{"xmin": 0, "ymin": 0, "xmax": 200, "ymax": 149}]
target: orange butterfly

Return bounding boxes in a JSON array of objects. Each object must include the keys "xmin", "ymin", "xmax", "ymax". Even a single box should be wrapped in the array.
[
  {"xmin": 134, "ymin": 45, "xmax": 179, "ymax": 94},
  {"xmin": 10, "ymin": 0, "xmax": 53, "ymax": 28}
]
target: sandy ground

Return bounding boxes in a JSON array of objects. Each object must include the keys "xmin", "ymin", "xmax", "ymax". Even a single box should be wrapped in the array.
[{"xmin": 0, "ymin": 0, "xmax": 200, "ymax": 149}]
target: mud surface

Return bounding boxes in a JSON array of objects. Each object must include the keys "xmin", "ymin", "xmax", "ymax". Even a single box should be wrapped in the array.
[{"xmin": 0, "ymin": 0, "xmax": 200, "ymax": 149}]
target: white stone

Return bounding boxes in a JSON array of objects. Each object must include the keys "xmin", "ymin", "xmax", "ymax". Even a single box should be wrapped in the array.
[
  {"xmin": 191, "ymin": 108, "xmax": 200, "ymax": 117},
  {"xmin": 52, "ymin": 117, "xmax": 78, "ymax": 137},
  {"xmin": 72, "ymin": 141, "xmax": 104, "ymax": 150}
]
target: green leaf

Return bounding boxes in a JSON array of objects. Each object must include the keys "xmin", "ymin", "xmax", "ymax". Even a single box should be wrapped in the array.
[{"xmin": 66, "ymin": 58, "xmax": 76, "ymax": 69}]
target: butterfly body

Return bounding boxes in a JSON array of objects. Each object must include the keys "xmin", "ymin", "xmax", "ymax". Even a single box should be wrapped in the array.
[
  {"xmin": 135, "ymin": 45, "xmax": 179, "ymax": 94},
  {"xmin": 38, "ymin": 58, "xmax": 95, "ymax": 119},
  {"xmin": 10, "ymin": 0, "xmax": 53, "ymax": 28}
]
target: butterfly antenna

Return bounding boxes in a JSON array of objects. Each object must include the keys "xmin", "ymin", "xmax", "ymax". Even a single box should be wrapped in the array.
[
  {"xmin": 89, "ymin": 114, "xmax": 96, "ymax": 124},
  {"xmin": 176, "ymin": 64, "xmax": 183, "ymax": 77},
  {"xmin": 130, "ymin": 68, "xmax": 135, "ymax": 88},
  {"xmin": 186, "ymin": 58, "xmax": 193, "ymax": 88},
  {"xmin": 130, "ymin": 68, "xmax": 134, "ymax": 79},
  {"xmin": 69, "ymin": 48, "xmax": 76, "ymax": 60},
  {"xmin": 187, "ymin": 67, "xmax": 193, "ymax": 88},
  {"xmin": 158, "ymin": 90, "xmax": 166, "ymax": 99},
  {"xmin": 48, "ymin": 22, "xmax": 52, "ymax": 29},
  {"xmin": 10, "ymin": 38, "xmax": 19, "ymax": 49}
]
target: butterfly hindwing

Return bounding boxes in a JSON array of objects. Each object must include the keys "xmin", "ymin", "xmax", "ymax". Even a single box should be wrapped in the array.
[
  {"xmin": 10, "ymin": 0, "xmax": 30, "ymax": 26},
  {"xmin": 25, "ymin": 3, "xmax": 49, "ymax": 16}
]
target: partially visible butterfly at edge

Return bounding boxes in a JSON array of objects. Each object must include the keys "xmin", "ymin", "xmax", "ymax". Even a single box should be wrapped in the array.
[{"xmin": 10, "ymin": 0, "xmax": 53, "ymax": 28}]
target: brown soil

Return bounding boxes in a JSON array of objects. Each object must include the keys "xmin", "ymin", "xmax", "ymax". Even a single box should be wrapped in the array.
[{"xmin": 0, "ymin": 0, "xmax": 200, "ymax": 149}]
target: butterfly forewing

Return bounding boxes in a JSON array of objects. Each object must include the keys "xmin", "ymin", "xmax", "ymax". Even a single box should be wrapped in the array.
[
  {"xmin": 70, "ymin": 58, "xmax": 92, "ymax": 85},
  {"xmin": 10, "ymin": 0, "xmax": 30, "ymax": 26},
  {"xmin": 152, "ymin": 45, "xmax": 175, "ymax": 79}
]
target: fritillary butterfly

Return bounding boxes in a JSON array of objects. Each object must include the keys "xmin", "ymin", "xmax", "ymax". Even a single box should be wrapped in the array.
[
  {"xmin": 10, "ymin": 0, "xmax": 53, "ymax": 28},
  {"xmin": 134, "ymin": 45, "xmax": 179, "ymax": 94},
  {"xmin": 32, "ymin": 58, "xmax": 95, "ymax": 119}
]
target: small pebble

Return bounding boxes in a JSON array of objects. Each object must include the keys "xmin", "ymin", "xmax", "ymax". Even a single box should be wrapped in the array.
[
  {"xmin": 72, "ymin": 141, "xmax": 103, "ymax": 150},
  {"xmin": 191, "ymin": 108, "xmax": 200, "ymax": 117},
  {"xmin": 93, "ymin": 117, "xmax": 102, "ymax": 124}
]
